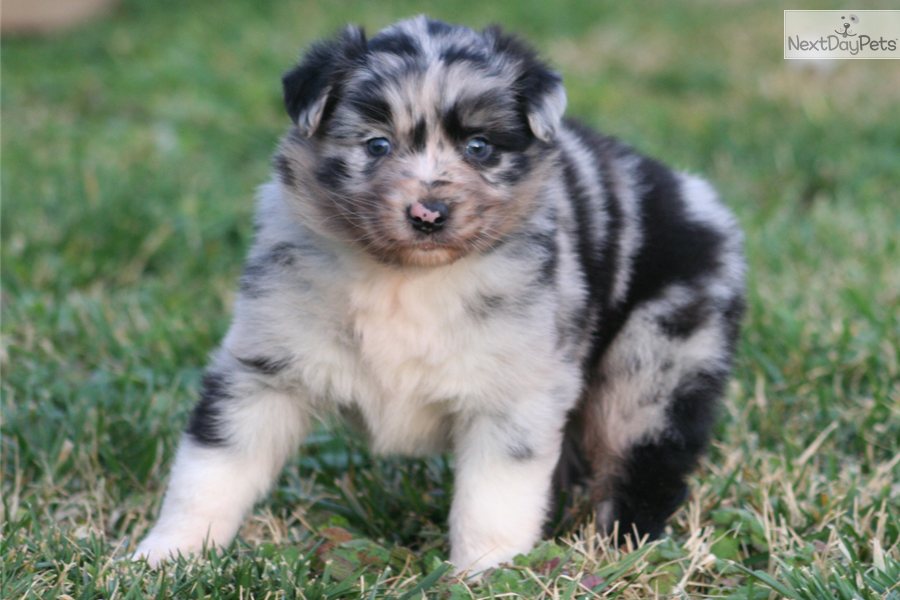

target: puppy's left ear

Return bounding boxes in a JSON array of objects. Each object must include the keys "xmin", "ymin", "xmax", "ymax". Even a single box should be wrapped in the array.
[
  {"xmin": 283, "ymin": 25, "xmax": 367, "ymax": 137},
  {"xmin": 521, "ymin": 70, "xmax": 567, "ymax": 143},
  {"xmin": 485, "ymin": 26, "xmax": 567, "ymax": 143}
]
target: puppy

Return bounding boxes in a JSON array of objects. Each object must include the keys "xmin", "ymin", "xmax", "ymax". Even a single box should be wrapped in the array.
[{"xmin": 134, "ymin": 16, "xmax": 745, "ymax": 573}]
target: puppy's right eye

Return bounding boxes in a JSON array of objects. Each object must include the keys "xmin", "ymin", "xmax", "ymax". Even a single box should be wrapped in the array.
[{"xmin": 366, "ymin": 137, "xmax": 392, "ymax": 157}]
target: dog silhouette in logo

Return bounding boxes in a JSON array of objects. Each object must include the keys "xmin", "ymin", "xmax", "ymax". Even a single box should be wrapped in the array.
[{"xmin": 836, "ymin": 14, "xmax": 859, "ymax": 38}]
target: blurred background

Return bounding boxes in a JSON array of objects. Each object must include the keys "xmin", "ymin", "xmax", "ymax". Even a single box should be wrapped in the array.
[{"xmin": 2, "ymin": 0, "xmax": 898, "ymax": 597}]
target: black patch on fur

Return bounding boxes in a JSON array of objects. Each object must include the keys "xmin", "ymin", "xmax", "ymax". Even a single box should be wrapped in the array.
[
  {"xmin": 591, "ymin": 140, "xmax": 625, "ymax": 318},
  {"xmin": 657, "ymin": 295, "xmax": 713, "ymax": 339},
  {"xmin": 346, "ymin": 91, "xmax": 393, "ymax": 127},
  {"xmin": 442, "ymin": 98, "xmax": 531, "ymax": 153},
  {"xmin": 499, "ymin": 153, "xmax": 531, "ymax": 185},
  {"xmin": 538, "ymin": 251, "xmax": 558, "ymax": 287},
  {"xmin": 610, "ymin": 369, "xmax": 726, "ymax": 542},
  {"xmin": 478, "ymin": 86, "xmax": 516, "ymax": 114},
  {"xmin": 367, "ymin": 31, "xmax": 421, "ymax": 58},
  {"xmin": 508, "ymin": 440, "xmax": 535, "ymax": 461},
  {"xmin": 362, "ymin": 157, "xmax": 382, "ymax": 178},
  {"xmin": 411, "ymin": 118, "xmax": 427, "ymax": 152},
  {"xmin": 466, "ymin": 293, "xmax": 507, "ymax": 320},
  {"xmin": 489, "ymin": 128, "xmax": 527, "ymax": 152},
  {"xmin": 427, "ymin": 19, "xmax": 454, "ymax": 36},
  {"xmin": 440, "ymin": 45, "xmax": 488, "ymax": 66},
  {"xmin": 495, "ymin": 418, "xmax": 537, "ymax": 462},
  {"xmin": 627, "ymin": 157, "xmax": 725, "ymax": 308},
  {"xmin": 525, "ymin": 230, "xmax": 558, "ymax": 287},
  {"xmin": 239, "ymin": 243, "xmax": 309, "ymax": 298},
  {"xmin": 237, "ymin": 355, "xmax": 291, "ymax": 376},
  {"xmin": 564, "ymin": 122, "xmax": 625, "ymax": 331},
  {"xmin": 273, "ymin": 154, "xmax": 296, "ymax": 188},
  {"xmin": 466, "ymin": 148, "xmax": 502, "ymax": 170},
  {"xmin": 559, "ymin": 145, "xmax": 607, "ymax": 342},
  {"xmin": 315, "ymin": 157, "xmax": 349, "ymax": 189},
  {"xmin": 239, "ymin": 260, "xmax": 268, "ymax": 299},
  {"xmin": 186, "ymin": 371, "xmax": 232, "ymax": 446},
  {"xmin": 269, "ymin": 242, "xmax": 299, "ymax": 266},
  {"xmin": 441, "ymin": 103, "xmax": 476, "ymax": 142}
]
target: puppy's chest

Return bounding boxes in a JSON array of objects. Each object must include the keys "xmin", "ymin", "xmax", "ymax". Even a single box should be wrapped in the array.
[
  {"xmin": 345, "ymin": 274, "xmax": 500, "ymax": 400},
  {"xmin": 305, "ymin": 262, "xmax": 549, "ymax": 410}
]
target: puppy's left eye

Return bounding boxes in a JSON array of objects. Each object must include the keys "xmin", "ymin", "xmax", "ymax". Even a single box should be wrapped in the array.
[
  {"xmin": 366, "ymin": 137, "xmax": 392, "ymax": 157},
  {"xmin": 464, "ymin": 137, "xmax": 493, "ymax": 161}
]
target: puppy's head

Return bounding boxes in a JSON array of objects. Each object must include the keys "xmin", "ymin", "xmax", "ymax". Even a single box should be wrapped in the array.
[{"xmin": 276, "ymin": 16, "xmax": 566, "ymax": 267}]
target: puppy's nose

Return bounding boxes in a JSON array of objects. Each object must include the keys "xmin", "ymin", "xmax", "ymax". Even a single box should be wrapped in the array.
[{"xmin": 407, "ymin": 200, "xmax": 449, "ymax": 233}]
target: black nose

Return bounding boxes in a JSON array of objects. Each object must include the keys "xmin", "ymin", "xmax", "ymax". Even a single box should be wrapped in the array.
[{"xmin": 407, "ymin": 200, "xmax": 449, "ymax": 234}]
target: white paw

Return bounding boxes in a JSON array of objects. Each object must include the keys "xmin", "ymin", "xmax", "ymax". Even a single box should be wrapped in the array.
[
  {"xmin": 450, "ymin": 546, "xmax": 519, "ymax": 578},
  {"xmin": 131, "ymin": 531, "xmax": 208, "ymax": 567}
]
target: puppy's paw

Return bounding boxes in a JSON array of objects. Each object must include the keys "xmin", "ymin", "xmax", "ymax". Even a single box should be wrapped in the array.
[
  {"xmin": 450, "ymin": 546, "xmax": 517, "ymax": 579},
  {"xmin": 131, "ymin": 531, "xmax": 206, "ymax": 567}
]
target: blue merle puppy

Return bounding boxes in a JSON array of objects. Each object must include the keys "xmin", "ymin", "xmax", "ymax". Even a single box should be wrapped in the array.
[{"xmin": 134, "ymin": 16, "xmax": 745, "ymax": 573}]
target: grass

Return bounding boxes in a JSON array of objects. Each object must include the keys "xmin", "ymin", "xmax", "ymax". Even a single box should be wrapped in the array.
[{"xmin": 2, "ymin": 0, "xmax": 898, "ymax": 597}]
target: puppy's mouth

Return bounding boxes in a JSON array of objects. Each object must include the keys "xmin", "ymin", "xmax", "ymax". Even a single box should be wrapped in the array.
[
  {"xmin": 408, "ymin": 236, "xmax": 456, "ymax": 250},
  {"xmin": 400, "ymin": 246, "xmax": 464, "ymax": 267},
  {"xmin": 404, "ymin": 234, "xmax": 466, "ymax": 254},
  {"xmin": 378, "ymin": 232, "xmax": 471, "ymax": 267}
]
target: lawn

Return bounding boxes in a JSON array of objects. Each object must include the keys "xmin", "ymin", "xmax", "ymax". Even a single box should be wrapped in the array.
[{"xmin": 2, "ymin": 0, "xmax": 898, "ymax": 597}]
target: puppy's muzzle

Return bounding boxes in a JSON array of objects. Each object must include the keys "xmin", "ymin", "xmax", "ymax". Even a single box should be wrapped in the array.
[{"xmin": 407, "ymin": 200, "xmax": 449, "ymax": 234}]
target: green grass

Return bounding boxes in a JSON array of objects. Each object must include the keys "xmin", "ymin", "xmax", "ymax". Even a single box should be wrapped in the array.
[{"xmin": 3, "ymin": 0, "xmax": 899, "ymax": 597}]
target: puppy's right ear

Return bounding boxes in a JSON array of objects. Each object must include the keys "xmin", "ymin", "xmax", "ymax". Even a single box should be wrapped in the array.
[{"xmin": 282, "ymin": 26, "xmax": 367, "ymax": 137}]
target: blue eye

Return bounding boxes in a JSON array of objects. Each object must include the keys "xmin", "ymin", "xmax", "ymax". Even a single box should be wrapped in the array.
[
  {"xmin": 366, "ymin": 137, "xmax": 392, "ymax": 157},
  {"xmin": 464, "ymin": 137, "xmax": 492, "ymax": 160}
]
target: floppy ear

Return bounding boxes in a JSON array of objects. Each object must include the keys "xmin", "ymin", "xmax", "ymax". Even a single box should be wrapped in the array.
[
  {"xmin": 521, "ymin": 69, "xmax": 567, "ymax": 143},
  {"xmin": 282, "ymin": 25, "xmax": 367, "ymax": 137},
  {"xmin": 483, "ymin": 26, "xmax": 567, "ymax": 143}
]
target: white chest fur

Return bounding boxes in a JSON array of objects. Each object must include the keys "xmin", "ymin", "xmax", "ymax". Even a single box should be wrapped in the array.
[{"xmin": 290, "ymin": 253, "xmax": 559, "ymax": 455}]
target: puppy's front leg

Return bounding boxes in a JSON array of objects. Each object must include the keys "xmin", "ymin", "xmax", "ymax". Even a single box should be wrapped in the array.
[
  {"xmin": 134, "ymin": 372, "xmax": 308, "ymax": 565},
  {"xmin": 449, "ymin": 410, "xmax": 564, "ymax": 574}
]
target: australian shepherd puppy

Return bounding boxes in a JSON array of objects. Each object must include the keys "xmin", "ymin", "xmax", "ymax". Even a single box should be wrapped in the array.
[{"xmin": 135, "ymin": 16, "xmax": 745, "ymax": 574}]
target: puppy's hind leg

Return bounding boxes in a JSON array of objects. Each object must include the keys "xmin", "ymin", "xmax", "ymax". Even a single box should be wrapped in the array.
[
  {"xmin": 134, "ymin": 361, "xmax": 309, "ymax": 565},
  {"xmin": 585, "ymin": 292, "xmax": 740, "ymax": 543}
]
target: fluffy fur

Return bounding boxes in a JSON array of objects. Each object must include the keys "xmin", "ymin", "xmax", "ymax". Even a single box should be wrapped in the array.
[{"xmin": 134, "ymin": 16, "xmax": 745, "ymax": 574}]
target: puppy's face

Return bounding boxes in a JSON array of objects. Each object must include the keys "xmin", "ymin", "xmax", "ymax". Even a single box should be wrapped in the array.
[{"xmin": 277, "ymin": 17, "xmax": 566, "ymax": 267}]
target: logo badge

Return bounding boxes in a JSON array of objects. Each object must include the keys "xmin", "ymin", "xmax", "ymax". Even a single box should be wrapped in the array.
[{"xmin": 785, "ymin": 10, "xmax": 900, "ymax": 59}]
